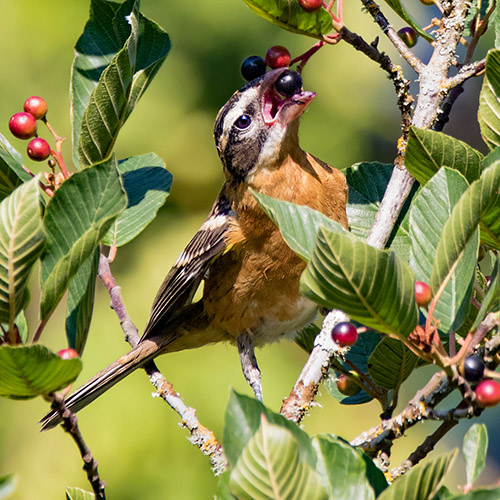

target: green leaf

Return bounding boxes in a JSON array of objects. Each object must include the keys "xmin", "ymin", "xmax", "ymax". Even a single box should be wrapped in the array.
[
  {"xmin": 102, "ymin": 153, "xmax": 172, "ymax": 246},
  {"xmin": 432, "ymin": 485, "xmax": 454, "ymax": 500},
  {"xmin": 78, "ymin": 1, "xmax": 170, "ymax": 167},
  {"xmin": 450, "ymin": 488, "xmax": 500, "ymax": 500},
  {"xmin": 313, "ymin": 435, "xmax": 387, "ymax": 500},
  {"xmin": 0, "ymin": 475, "xmax": 15, "ymax": 499},
  {"xmin": 65, "ymin": 487, "xmax": 95, "ymax": 500},
  {"xmin": 295, "ymin": 323, "xmax": 320, "ymax": 353},
  {"xmin": 431, "ymin": 162, "xmax": 500, "ymax": 306},
  {"xmin": 301, "ymin": 228, "xmax": 418, "ymax": 337},
  {"xmin": 345, "ymin": 162, "xmax": 413, "ymax": 260},
  {"xmin": 0, "ymin": 132, "xmax": 24, "ymax": 165},
  {"xmin": 463, "ymin": 424, "xmax": 488, "ymax": 486},
  {"xmin": 40, "ymin": 157, "xmax": 127, "ymax": 321},
  {"xmin": 241, "ymin": 0, "xmax": 332, "ymax": 39},
  {"xmin": 1, "ymin": 310, "xmax": 29, "ymax": 344},
  {"xmin": 383, "ymin": 0, "xmax": 433, "ymax": 41},
  {"xmin": 378, "ymin": 450, "xmax": 457, "ymax": 500},
  {"xmin": 71, "ymin": 0, "xmax": 134, "ymax": 167},
  {"xmin": 0, "ymin": 345, "xmax": 82, "ymax": 399},
  {"xmin": 214, "ymin": 472, "xmax": 232, "ymax": 500},
  {"xmin": 479, "ymin": 50, "xmax": 500, "ymax": 150},
  {"xmin": 410, "ymin": 168, "xmax": 477, "ymax": 332},
  {"xmin": 229, "ymin": 415, "xmax": 327, "ymax": 500},
  {"xmin": 66, "ymin": 249, "xmax": 99, "ymax": 355},
  {"xmin": 223, "ymin": 391, "xmax": 316, "ymax": 468},
  {"xmin": 472, "ymin": 254, "xmax": 500, "ymax": 330},
  {"xmin": 252, "ymin": 190, "xmax": 346, "ymax": 261},
  {"xmin": 405, "ymin": 127, "xmax": 484, "ymax": 185},
  {"xmin": 368, "ymin": 337, "xmax": 417, "ymax": 389},
  {"xmin": 0, "ymin": 177, "xmax": 44, "ymax": 334}
]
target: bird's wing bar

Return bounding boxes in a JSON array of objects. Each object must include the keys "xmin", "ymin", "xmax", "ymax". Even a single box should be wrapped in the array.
[{"xmin": 141, "ymin": 194, "xmax": 235, "ymax": 340}]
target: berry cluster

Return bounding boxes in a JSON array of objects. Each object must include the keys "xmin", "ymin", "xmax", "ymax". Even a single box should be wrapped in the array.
[
  {"xmin": 460, "ymin": 355, "xmax": 500, "ymax": 407},
  {"xmin": 9, "ymin": 96, "xmax": 51, "ymax": 162}
]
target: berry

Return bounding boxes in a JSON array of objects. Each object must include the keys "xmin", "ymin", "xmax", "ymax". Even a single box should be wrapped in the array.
[
  {"xmin": 27, "ymin": 138, "xmax": 51, "ymax": 161},
  {"xmin": 299, "ymin": 0, "xmax": 323, "ymax": 13},
  {"xmin": 336, "ymin": 373, "xmax": 361, "ymax": 396},
  {"xmin": 461, "ymin": 355, "xmax": 485, "ymax": 382},
  {"xmin": 419, "ymin": 0, "xmax": 435, "ymax": 5},
  {"xmin": 265, "ymin": 46, "xmax": 291, "ymax": 69},
  {"xmin": 275, "ymin": 70, "xmax": 303, "ymax": 97},
  {"xmin": 475, "ymin": 379, "xmax": 500, "ymax": 407},
  {"xmin": 9, "ymin": 112, "xmax": 37, "ymax": 140},
  {"xmin": 398, "ymin": 27, "xmax": 418, "ymax": 48},
  {"xmin": 332, "ymin": 322, "xmax": 358, "ymax": 347},
  {"xmin": 415, "ymin": 281, "xmax": 432, "ymax": 307},
  {"xmin": 57, "ymin": 348, "xmax": 79, "ymax": 360},
  {"xmin": 23, "ymin": 96, "xmax": 48, "ymax": 120},
  {"xmin": 241, "ymin": 55, "xmax": 267, "ymax": 82}
]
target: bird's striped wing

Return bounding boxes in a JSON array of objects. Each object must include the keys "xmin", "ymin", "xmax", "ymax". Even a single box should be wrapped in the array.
[{"xmin": 141, "ymin": 193, "xmax": 235, "ymax": 340}]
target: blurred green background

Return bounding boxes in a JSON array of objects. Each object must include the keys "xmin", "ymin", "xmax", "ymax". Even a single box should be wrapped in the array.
[{"xmin": 0, "ymin": 1, "xmax": 497, "ymax": 499}]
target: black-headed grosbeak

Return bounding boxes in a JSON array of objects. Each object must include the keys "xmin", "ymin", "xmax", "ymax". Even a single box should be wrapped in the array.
[{"xmin": 42, "ymin": 67, "xmax": 348, "ymax": 429}]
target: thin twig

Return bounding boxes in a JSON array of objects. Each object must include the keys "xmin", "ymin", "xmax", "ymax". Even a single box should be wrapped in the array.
[
  {"xmin": 49, "ymin": 393, "xmax": 106, "ymax": 499},
  {"xmin": 97, "ymin": 252, "xmax": 228, "ymax": 474}
]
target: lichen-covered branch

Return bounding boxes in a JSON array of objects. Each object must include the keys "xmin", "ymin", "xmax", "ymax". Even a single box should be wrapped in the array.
[{"xmin": 98, "ymin": 252, "xmax": 227, "ymax": 474}]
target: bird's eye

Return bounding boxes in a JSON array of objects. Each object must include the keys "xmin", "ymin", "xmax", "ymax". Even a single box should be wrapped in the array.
[{"xmin": 235, "ymin": 115, "xmax": 251, "ymax": 129}]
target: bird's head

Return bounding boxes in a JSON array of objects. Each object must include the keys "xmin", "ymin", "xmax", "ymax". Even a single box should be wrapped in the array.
[{"xmin": 214, "ymin": 68, "xmax": 316, "ymax": 182}]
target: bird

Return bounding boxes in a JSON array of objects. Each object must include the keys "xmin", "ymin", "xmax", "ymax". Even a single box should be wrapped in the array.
[{"xmin": 41, "ymin": 66, "xmax": 348, "ymax": 430}]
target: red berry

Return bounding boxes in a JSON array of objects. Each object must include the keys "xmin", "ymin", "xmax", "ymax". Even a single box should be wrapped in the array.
[
  {"xmin": 332, "ymin": 322, "xmax": 358, "ymax": 347},
  {"xmin": 476, "ymin": 379, "xmax": 500, "ymax": 407},
  {"xmin": 336, "ymin": 373, "xmax": 361, "ymax": 396},
  {"xmin": 57, "ymin": 348, "xmax": 79, "ymax": 360},
  {"xmin": 23, "ymin": 96, "xmax": 48, "ymax": 120},
  {"xmin": 415, "ymin": 281, "xmax": 432, "ymax": 307},
  {"xmin": 398, "ymin": 27, "xmax": 418, "ymax": 48},
  {"xmin": 9, "ymin": 112, "xmax": 37, "ymax": 140},
  {"xmin": 265, "ymin": 46, "xmax": 291, "ymax": 69},
  {"xmin": 27, "ymin": 138, "xmax": 51, "ymax": 161},
  {"xmin": 299, "ymin": 0, "xmax": 322, "ymax": 12}
]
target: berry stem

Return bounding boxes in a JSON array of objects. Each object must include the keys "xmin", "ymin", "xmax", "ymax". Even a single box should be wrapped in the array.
[
  {"xmin": 343, "ymin": 358, "xmax": 381, "ymax": 396},
  {"xmin": 290, "ymin": 41, "xmax": 325, "ymax": 72},
  {"xmin": 39, "ymin": 181, "xmax": 55, "ymax": 198},
  {"xmin": 43, "ymin": 118, "xmax": 70, "ymax": 179}
]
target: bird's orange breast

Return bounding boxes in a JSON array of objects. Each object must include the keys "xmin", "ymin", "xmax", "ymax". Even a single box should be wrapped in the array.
[{"xmin": 202, "ymin": 151, "xmax": 348, "ymax": 345}]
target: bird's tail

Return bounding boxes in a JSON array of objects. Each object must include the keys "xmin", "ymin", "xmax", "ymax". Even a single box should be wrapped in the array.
[{"xmin": 40, "ymin": 338, "xmax": 160, "ymax": 431}]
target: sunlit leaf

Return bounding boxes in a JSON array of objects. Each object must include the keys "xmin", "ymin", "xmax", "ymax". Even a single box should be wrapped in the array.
[
  {"xmin": 313, "ymin": 435, "xmax": 387, "ymax": 499},
  {"xmin": 479, "ymin": 50, "xmax": 500, "ymax": 150},
  {"xmin": 377, "ymin": 450, "xmax": 457, "ymax": 500},
  {"xmin": 241, "ymin": 0, "xmax": 332, "ymax": 39},
  {"xmin": 405, "ymin": 127, "xmax": 484, "ymax": 185},
  {"xmin": 463, "ymin": 424, "xmax": 488, "ymax": 486},
  {"xmin": 66, "ymin": 249, "xmax": 99, "ymax": 355},
  {"xmin": 229, "ymin": 415, "xmax": 327, "ymax": 500},
  {"xmin": 301, "ymin": 228, "xmax": 418, "ymax": 337},
  {"xmin": 102, "ymin": 153, "xmax": 172, "ymax": 246},
  {"xmin": 40, "ymin": 157, "xmax": 127, "ymax": 321},
  {"xmin": 431, "ymin": 162, "xmax": 500, "ymax": 304},
  {"xmin": 65, "ymin": 487, "xmax": 95, "ymax": 500},
  {"xmin": 0, "ymin": 177, "xmax": 44, "ymax": 333},
  {"xmin": 410, "ymin": 168, "xmax": 477, "ymax": 332},
  {"xmin": 78, "ymin": 0, "xmax": 170, "ymax": 167},
  {"xmin": 252, "ymin": 190, "xmax": 346, "ymax": 261},
  {"xmin": 0, "ymin": 474, "xmax": 15, "ymax": 499},
  {"xmin": 0, "ymin": 345, "xmax": 82, "ymax": 399}
]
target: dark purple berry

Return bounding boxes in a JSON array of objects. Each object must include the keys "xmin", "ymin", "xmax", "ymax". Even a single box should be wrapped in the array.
[
  {"xmin": 398, "ymin": 27, "xmax": 418, "ymax": 48},
  {"xmin": 275, "ymin": 70, "xmax": 302, "ymax": 97},
  {"xmin": 461, "ymin": 356, "xmax": 485, "ymax": 382},
  {"xmin": 241, "ymin": 55, "xmax": 266, "ymax": 82}
]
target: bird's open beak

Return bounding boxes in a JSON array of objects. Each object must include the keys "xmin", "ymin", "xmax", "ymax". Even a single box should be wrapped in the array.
[{"xmin": 258, "ymin": 68, "xmax": 316, "ymax": 127}]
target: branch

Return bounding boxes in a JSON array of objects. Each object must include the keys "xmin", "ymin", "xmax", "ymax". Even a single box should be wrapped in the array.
[
  {"xmin": 359, "ymin": 0, "xmax": 425, "ymax": 73},
  {"xmin": 49, "ymin": 393, "xmax": 106, "ymax": 499},
  {"xmin": 97, "ymin": 252, "xmax": 228, "ymax": 474}
]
